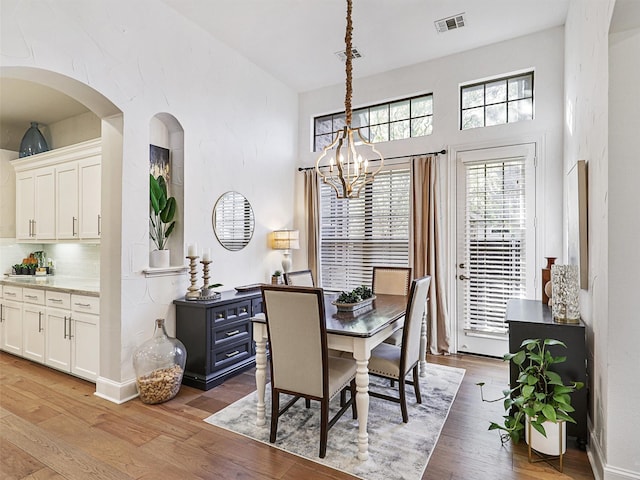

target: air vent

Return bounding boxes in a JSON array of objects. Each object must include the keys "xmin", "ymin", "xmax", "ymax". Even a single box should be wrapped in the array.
[
  {"xmin": 335, "ymin": 47, "xmax": 363, "ymax": 62},
  {"xmin": 434, "ymin": 13, "xmax": 466, "ymax": 33}
]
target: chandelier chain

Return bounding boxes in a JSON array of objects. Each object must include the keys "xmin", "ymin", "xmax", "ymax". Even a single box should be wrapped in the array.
[{"xmin": 345, "ymin": 0, "xmax": 353, "ymax": 126}]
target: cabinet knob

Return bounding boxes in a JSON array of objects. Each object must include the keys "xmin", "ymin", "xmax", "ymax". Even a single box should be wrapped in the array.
[{"xmin": 217, "ymin": 313, "xmax": 224, "ymax": 319}]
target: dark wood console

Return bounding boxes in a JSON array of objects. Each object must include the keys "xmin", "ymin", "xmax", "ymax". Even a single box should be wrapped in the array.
[
  {"xmin": 505, "ymin": 298, "xmax": 588, "ymax": 448},
  {"xmin": 174, "ymin": 290, "xmax": 262, "ymax": 390}
]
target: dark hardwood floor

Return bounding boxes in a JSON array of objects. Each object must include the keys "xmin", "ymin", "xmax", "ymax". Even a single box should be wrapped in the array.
[{"xmin": 0, "ymin": 351, "xmax": 594, "ymax": 479}]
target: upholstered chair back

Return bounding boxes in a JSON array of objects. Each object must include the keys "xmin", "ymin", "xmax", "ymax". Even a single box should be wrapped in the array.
[
  {"xmin": 262, "ymin": 286, "xmax": 326, "ymax": 398},
  {"xmin": 400, "ymin": 276, "xmax": 431, "ymax": 374},
  {"xmin": 372, "ymin": 267, "xmax": 412, "ymax": 296},
  {"xmin": 283, "ymin": 269, "xmax": 315, "ymax": 287}
]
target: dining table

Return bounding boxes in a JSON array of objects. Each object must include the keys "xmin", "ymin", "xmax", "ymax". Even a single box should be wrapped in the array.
[{"xmin": 251, "ymin": 291, "xmax": 428, "ymax": 461}]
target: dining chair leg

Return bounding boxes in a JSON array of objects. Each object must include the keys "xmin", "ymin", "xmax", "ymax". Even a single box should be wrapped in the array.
[
  {"xmin": 350, "ymin": 379, "xmax": 358, "ymax": 419},
  {"xmin": 305, "ymin": 398, "xmax": 311, "ymax": 408},
  {"xmin": 319, "ymin": 399, "xmax": 329, "ymax": 458},
  {"xmin": 399, "ymin": 377, "xmax": 409, "ymax": 423},
  {"xmin": 270, "ymin": 390, "xmax": 280, "ymax": 443},
  {"xmin": 413, "ymin": 364, "xmax": 422, "ymax": 404}
]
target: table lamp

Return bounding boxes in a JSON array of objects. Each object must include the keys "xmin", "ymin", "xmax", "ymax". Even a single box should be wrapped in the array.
[{"xmin": 270, "ymin": 229, "xmax": 299, "ymax": 273}]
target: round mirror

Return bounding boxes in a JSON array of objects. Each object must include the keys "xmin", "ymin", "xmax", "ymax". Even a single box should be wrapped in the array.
[{"xmin": 212, "ymin": 191, "xmax": 255, "ymax": 251}]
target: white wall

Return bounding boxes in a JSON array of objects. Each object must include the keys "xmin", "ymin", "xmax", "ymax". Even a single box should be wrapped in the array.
[
  {"xmin": 298, "ymin": 27, "xmax": 565, "ymax": 309},
  {"xmin": 1, "ymin": 0, "xmax": 298, "ymax": 401},
  {"xmin": 565, "ymin": 0, "xmax": 640, "ymax": 478}
]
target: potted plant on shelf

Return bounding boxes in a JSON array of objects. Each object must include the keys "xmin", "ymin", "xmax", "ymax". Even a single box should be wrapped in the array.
[
  {"xmin": 149, "ymin": 174, "xmax": 176, "ymax": 268},
  {"xmin": 271, "ymin": 270, "xmax": 283, "ymax": 284},
  {"xmin": 477, "ymin": 338, "xmax": 584, "ymax": 457}
]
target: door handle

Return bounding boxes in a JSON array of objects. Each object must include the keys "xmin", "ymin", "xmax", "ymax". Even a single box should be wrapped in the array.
[
  {"xmin": 459, "ymin": 275, "xmax": 470, "ymax": 280},
  {"xmin": 459, "ymin": 263, "xmax": 466, "ymax": 269}
]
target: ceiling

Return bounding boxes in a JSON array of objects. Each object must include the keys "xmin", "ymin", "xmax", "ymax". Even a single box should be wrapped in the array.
[{"xmin": 3, "ymin": 0, "xmax": 637, "ymax": 145}]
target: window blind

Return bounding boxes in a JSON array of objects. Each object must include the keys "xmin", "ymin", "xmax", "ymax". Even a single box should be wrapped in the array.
[
  {"xmin": 463, "ymin": 157, "xmax": 527, "ymax": 335},
  {"xmin": 319, "ymin": 168, "xmax": 410, "ymax": 291}
]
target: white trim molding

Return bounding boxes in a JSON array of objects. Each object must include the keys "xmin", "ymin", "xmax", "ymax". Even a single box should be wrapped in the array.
[
  {"xmin": 588, "ymin": 427, "xmax": 640, "ymax": 480},
  {"xmin": 94, "ymin": 375, "xmax": 139, "ymax": 404}
]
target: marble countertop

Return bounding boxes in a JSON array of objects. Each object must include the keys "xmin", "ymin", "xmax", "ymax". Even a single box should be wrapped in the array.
[{"xmin": 1, "ymin": 275, "xmax": 100, "ymax": 297}]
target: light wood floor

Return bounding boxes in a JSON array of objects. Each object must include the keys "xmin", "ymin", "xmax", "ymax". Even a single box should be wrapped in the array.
[{"xmin": 0, "ymin": 351, "xmax": 594, "ymax": 480}]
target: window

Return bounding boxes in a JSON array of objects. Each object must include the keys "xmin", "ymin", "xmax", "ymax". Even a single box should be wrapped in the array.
[
  {"xmin": 460, "ymin": 72, "xmax": 533, "ymax": 130},
  {"xmin": 314, "ymin": 94, "xmax": 433, "ymax": 152},
  {"xmin": 319, "ymin": 167, "xmax": 410, "ymax": 291},
  {"xmin": 462, "ymin": 156, "xmax": 530, "ymax": 335}
]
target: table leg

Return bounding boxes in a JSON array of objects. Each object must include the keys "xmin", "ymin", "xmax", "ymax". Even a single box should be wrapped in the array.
[
  {"xmin": 352, "ymin": 344, "xmax": 370, "ymax": 461},
  {"xmin": 254, "ymin": 325, "xmax": 267, "ymax": 426}
]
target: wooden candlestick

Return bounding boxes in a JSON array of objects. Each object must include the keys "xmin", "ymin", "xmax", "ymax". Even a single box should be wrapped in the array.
[
  {"xmin": 201, "ymin": 259, "xmax": 212, "ymax": 291},
  {"xmin": 185, "ymin": 255, "xmax": 200, "ymax": 300}
]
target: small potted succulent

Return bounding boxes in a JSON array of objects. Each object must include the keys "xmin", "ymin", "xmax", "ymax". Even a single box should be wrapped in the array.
[{"xmin": 271, "ymin": 270, "xmax": 283, "ymax": 284}]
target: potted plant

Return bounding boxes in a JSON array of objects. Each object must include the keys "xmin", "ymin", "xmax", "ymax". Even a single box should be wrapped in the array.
[
  {"xmin": 477, "ymin": 338, "xmax": 584, "ymax": 456},
  {"xmin": 271, "ymin": 270, "xmax": 283, "ymax": 284},
  {"xmin": 149, "ymin": 174, "xmax": 176, "ymax": 268}
]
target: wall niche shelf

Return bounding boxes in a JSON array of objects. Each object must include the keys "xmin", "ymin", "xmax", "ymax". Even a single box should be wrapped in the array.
[{"xmin": 143, "ymin": 265, "xmax": 188, "ymax": 278}]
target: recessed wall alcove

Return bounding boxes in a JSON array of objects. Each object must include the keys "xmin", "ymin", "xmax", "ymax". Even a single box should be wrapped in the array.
[{"xmin": 149, "ymin": 113, "xmax": 184, "ymax": 268}]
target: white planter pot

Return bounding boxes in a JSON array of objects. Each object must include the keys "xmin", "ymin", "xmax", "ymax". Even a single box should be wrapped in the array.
[
  {"xmin": 150, "ymin": 249, "xmax": 170, "ymax": 268},
  {"xmin": 525, "ymin": 416, "xmax": 566, "ymax": 456}
]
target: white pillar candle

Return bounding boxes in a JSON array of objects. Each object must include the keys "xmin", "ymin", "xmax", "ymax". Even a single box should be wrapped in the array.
[
  {"xmin": 187, "ymin": 243, "xmax": 197, "ymax": 257},
  {"xmin": 203, "ymin": 248, "xmax": 211, "ymax": 262}
]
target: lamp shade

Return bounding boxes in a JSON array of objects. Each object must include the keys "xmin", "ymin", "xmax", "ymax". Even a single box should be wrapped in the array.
[{"xmin": 271, "ymin": 230, "xmax": 299, "ymax": 250}]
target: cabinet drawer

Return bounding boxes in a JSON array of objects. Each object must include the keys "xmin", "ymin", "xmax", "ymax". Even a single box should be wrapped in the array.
[
  {"xmin": 3, "ymin": 286, "xmax": 22, "ymax": 301},
  {"xmin": 210, "ymin": 300, "xmax": 252, "ymax": 325},
  {"xmin": 211, "ymin": 340, "xmax": 252, "ymax": 371},
  {"xmin": 71, "ymin": 294, "xmax": 99, "ymax": 314},
  {"xmin": 212, "ymin": 318, "xmax": 250, "ymax": 346},
  {"xmin": 23, "ymin": 288, "xmax": 45, "ymax": 305},
  {"xmin": 46, "ymin": 291, "xmax": 71, "ymax": 309}
]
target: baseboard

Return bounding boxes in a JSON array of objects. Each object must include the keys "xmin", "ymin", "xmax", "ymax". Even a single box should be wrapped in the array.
[
  {"xmin": 588, "ymin": 424, "xmax": 640, "ymax": 480},
  {"xmin": 94, "ymin": 376, "xmax": 139, "ymax": 404}
]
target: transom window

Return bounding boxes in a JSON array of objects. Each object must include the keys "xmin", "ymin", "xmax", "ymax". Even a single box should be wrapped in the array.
[
  {"xmin": 460, "ymin": 72, "xmax": 533, "ymax": 130},
  {"xmin": 318, "ymin": 166, "xmax": 410, "ymax": 291},
  {"xmin": 314, "ymin": 94, "xmax": 433, "ymax": 152}
]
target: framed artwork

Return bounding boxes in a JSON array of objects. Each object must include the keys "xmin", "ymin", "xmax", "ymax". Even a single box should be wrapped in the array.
[
  {"xmin": 149, "ymin": 144, "xmax": 170, "ymax": 187},
  {"xmin": 567, "ymin": 160, "xmax": 588, "ymax": 289}
]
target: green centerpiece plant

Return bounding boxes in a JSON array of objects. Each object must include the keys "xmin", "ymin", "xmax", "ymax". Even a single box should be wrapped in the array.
[
  {"xmin": 477, "ymin": 338, "xmax": 584, "ymax": 446},
  {"xmin": 336, "ymin": 285, "xmax": 374, "ymax": 304}
]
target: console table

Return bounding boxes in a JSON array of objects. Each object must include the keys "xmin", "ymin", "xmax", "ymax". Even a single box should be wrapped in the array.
[
  {"xmin": 505, "ymin": 298, "xmax": 588, "ymax": 448},
  {"xmin": 174, "ymin": 289, "xmax": 263, "ymax": 390}
]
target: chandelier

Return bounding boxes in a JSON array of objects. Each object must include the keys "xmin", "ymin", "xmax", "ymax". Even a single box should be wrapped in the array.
[{"xmin": 315, "ymin": 0, "xmax": 384, "ymax": 199}]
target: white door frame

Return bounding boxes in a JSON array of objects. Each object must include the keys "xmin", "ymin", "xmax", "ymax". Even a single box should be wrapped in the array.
[{"xmin": 446, "ymin": 135, "xmax": 545, "ymax": 354}]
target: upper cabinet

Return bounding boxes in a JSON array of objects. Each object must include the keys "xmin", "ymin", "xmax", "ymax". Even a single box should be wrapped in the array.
[{"xmin": 13, "ymin": 139, "xmax": 101, "ymax": 242}]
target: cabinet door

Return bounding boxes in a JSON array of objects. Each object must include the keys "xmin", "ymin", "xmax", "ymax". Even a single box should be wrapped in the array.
[
  {"xmin": 71, "ymin": 312, "xmax": 99, "ymax": 381},
  {"xmin": 56, "ymin": 162, "xmax": 79, "ymax": 239},
  {"xmin": 78, "ymin": 157, "xmax": 101, "ymax": 239},
  {"xmin": 34, "ymin": 167, "xmax": 55, "ymax": 239},
  {"xmin": 23, "ymin": 305, "xmax": 45, "ymax": 363},
  {"xmin": 45, "ymin": 308, "xmax": 71, "ymax": 372},
  {"xmin": 16, "ymin": 171, "xmax": 35, "ymax": 240},
  {"xmin": 1, "ymin": 301, "xmax": 23, "ymax": 355}
]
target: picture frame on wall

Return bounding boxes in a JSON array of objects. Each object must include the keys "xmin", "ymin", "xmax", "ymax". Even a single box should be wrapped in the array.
[
  {"xmin": 567, "ymin": 159, "xmax": 588, "ymax": 289},
  {"xmin": 149, "ymin": 144, "xmax": 170, "ymax": 190}
]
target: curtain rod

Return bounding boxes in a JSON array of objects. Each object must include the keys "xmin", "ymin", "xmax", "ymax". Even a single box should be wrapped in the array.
[{"xmin": 297, "ymin": 149, "xmax": 447, "ymax": 171}]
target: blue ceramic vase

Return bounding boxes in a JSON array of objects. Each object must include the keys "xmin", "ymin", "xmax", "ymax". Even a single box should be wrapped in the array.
[{"xmin": 19, "ymin": 122, "xmax": 49, "ymax": 158}]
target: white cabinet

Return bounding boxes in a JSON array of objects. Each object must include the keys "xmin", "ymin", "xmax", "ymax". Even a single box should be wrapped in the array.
[
  {"xmin": 56, "ymin": 161, "xmax": 79, "ymax": 239},
  {"xmin": 15, "ymin": 167, "xmax": 55, "ymax": 240},
  {"xmin": 70, "ymin": 294, "xmax": 100, "ymax": 381},
  {"xmin": 1, "ymin": 286, "xmax": 23, "ymax": 356},
  {"xmin": 13, "ymin": 139, "xmax": 101, "ymax": 242},
  {"xmin": 45, "ymin": 291, "xmax": 72, "ymax": 373},
  {"xmin": 78, "ymin": 156, "xmax": 101, "ymax": 239},
  {"xmin": 22, "ymin": 288, "xmax": 46, "ymax": 363}
]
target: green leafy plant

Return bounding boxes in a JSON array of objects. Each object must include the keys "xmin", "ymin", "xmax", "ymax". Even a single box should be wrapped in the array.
[
  {"xmin": 149, "ymin": 174, "xmax": 176, "ymax": 250},
  {"xmin": 477, "ymin": 338, "xmax": 584, "ymax": 444},
  {"xmin": 273, "ymin": 270, "xmax": 282, "ymax": 277},
  {"xmin": 337, "ymin": 285, "xmax": 374, "ymax": 303}
]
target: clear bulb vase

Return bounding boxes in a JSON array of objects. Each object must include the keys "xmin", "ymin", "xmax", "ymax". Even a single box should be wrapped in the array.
[
  {"xmin": 551, "ymin": 265, "xmax": 580, "ymax": 324},
  {"xmin": 133, "ymin": 318, "xmax": 187, "ymax": 404}
]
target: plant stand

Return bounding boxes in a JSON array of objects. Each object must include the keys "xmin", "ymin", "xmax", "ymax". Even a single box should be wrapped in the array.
[{"xmin": 527, "ymin": 419, "xmax": 565, "ymax": 473}]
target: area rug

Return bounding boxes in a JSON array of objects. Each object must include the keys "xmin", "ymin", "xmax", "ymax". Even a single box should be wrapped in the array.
[{"xmin": 204, "ymin": 363, "xmax": 465, "ymax": 480}]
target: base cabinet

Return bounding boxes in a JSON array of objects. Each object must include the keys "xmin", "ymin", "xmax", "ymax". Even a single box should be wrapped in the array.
[
  {"xmin": 1, "ymin": 286, "xmax": 23, "ymax": 356},
  {"xmin": 22, "ymin": 288, "xmax": 46, "ymax": 363},
  {"xmin": 506, "ymin": 299, "xmax": 588, "ymax": 448},
  {"xmin": 174, "ymin": 290, "xmax": 262, "ymax": 390}
]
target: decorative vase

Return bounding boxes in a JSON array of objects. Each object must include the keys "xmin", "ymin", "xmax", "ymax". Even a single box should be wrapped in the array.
[
  {"xmin": 19, "ymin": 122, "xmax": 50, "ymax": 158},
  {"xmin": 133, "ymin": 318, "xmax": 187, "ymax": 404},
  {"xmin": 551, "ymin": 264, "xmax": 580, "ymax": 323},
  {"xmin": 541, "ymin": 257, "xmax": 556, "ymax": 305},
  {"xmin": 149, "ymin": 249, "xmax": 170, "ymax": 268},
  {"xmin": 526, "ymin": 416, "xmax": 566, "ymax": 456}
]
